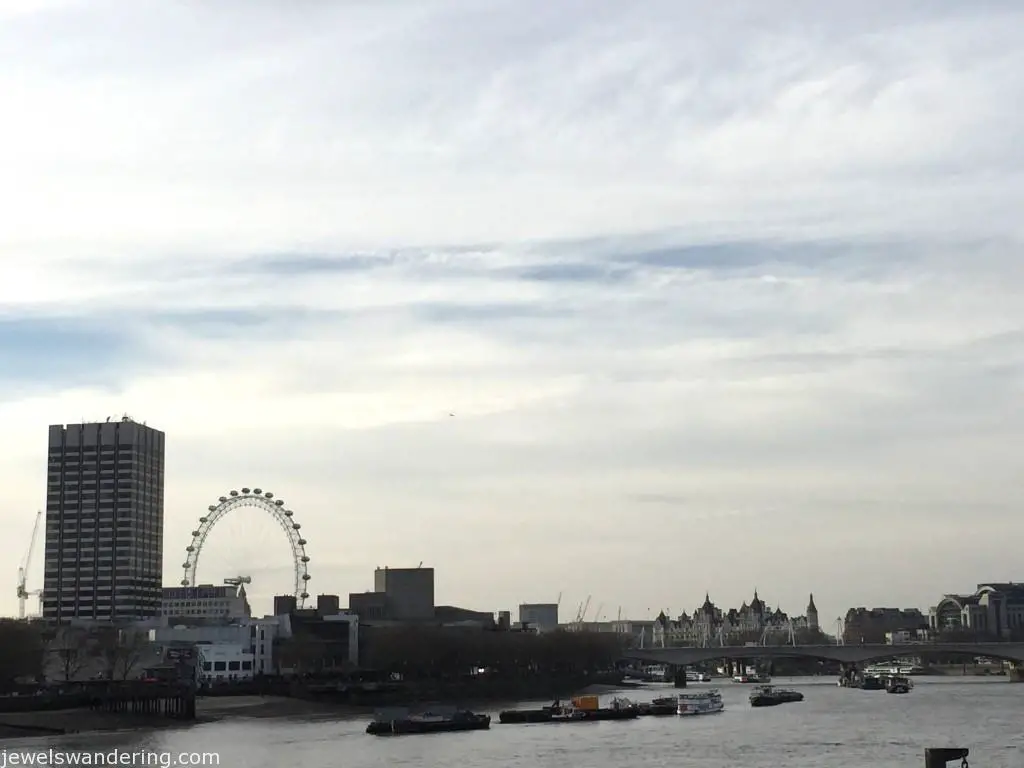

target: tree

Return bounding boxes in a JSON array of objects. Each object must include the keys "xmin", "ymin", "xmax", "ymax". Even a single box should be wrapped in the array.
[
  {"xmin": 94, "ymin": 626, "xmax": 149, "ymax": 681},
  {"xmin": 49, "ymin": 626, "xmax": 92, "ymax": 682},
  {"xmin": 0, "ymin": 620, "xmax": 46, "ymax": 689}
]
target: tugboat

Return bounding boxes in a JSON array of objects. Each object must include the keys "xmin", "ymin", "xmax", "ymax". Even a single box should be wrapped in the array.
[
  {"xmin": 676, "ymin": 689, "xmax": 724, "ymax": 715},
  {"xmin": 885, "ymin": 675, "xmax": 913, "ymax": 694},
  {"xmin": 366, "ymin": 706, "xmax": 491, "ymax": 735},
  {"xmin": 749, "ymin": 685, "xmax": 804, "ymax": 707}
]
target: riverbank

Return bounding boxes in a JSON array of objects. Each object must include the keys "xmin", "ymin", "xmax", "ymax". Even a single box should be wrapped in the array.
[{"xmin": 0, "ymin": 683, "xmax": 635, "ymax": 740}]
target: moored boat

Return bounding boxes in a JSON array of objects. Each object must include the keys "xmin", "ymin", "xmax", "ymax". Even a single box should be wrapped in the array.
[
  {"xmin": 499, "ymin": 695, "xmax": 638, "ymax": 724},
  {"xmin": 367, "ymin": 706, "xmax": 490, "ymax": 735},
  {"xmin": 677, "ymin": 689, "xmax": 724, "ymax": 715},
  {"xmin": 686, "ymin": 670, "xmax": 711, "ymax": 682},
  {"xmin": 733, "ymin": 672, "xmax": 770, "ymax": 683},
  {"xmin": 749, "ymin": 685, "xmax": 803, "ymax": 707},
  {"xmin": 636, "ymin": 695, "xmax": 678, "ymax": 716}
]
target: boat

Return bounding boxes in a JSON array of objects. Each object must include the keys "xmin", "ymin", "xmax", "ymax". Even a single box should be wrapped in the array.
[
  {"xmin": 733, "ymin": 673, "xmax": 770, "ymax": 683},
  {"xmin": 580, "ymin": 695, "xmax": 638, "ymax": 720},
  {"xmin": 686, "ymin": 670, "xmax": 711, "ymax": 682},
  {"xmin": 366, "ymin": 706, "xmax": 491, "ymax": 735},
  {"xmin": 838, "ymin": 673, "xmax": 885, "ymax": 689},
  {"xmin": 859, "ymin": 675, "xmax": 886, "ymax": 690},
  {"xmin": 885, "ymin": 675, "xmax": 913, "ymax": 694},
  {"xmin": 498, "ymin": 703, "xmax": 561, "ymax": 723},
  {"xmin": 636, "ymin": 695, "xmax": 678, "ymax": 716},
  {"xmin": 676, "ymin": 689, "xmax": 724, "ymax": 716},
  {"xmin": 749, "ymin": 685, "xmax": 804, "ymax": 707},
  {"xmin": 498, "ymin": 695, "xmax": 637, "ymax": 724}
]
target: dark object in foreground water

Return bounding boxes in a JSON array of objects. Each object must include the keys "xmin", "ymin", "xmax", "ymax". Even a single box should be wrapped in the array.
[
  {"xmin": 749, "ymin": 685, "xmax": 803, "ymax": 707},
  {"xmin": 924, "ymin": 747, "xmax": 968, "ymax": 767},
  {"xmin": 366, "ymin": 707, "xmax": 490, "ymax": 735}
]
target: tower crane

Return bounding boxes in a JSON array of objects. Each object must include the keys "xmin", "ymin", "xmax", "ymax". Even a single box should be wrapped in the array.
[
  {"xmin": 16, "ymin": 510, "xmax": 43, "ymax": 620},
  {"xmin": 574, "ymin": 595, "xmax": 591, "ymax": 625}
]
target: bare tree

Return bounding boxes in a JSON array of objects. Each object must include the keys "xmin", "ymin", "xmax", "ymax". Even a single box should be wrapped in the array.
[
  {"xmin": 94, "ymin": 626, "xmax": 150, "ymax": 681},
  {"xmin": 49, "ymin": 626, "xmax": 91, "ymax": 682}
]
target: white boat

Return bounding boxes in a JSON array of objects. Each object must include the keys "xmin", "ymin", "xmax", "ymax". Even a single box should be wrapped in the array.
[
  {"xmin": 643, "ymin": 664, "xmax": 671, "ymax": 682},
  {"xmin": 677, "ymin": 689, "xmax": 724, "ymax": 716},
  {"xmin": 686, "ymin": 670, "xmax": 711, "ymax": 682}
]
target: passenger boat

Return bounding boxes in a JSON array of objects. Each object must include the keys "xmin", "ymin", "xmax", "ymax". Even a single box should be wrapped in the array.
[
  {"xmin": 686, "ymin": 670, "xmax": 711, "ymax": 682},
  {"xmin": 676, "ymin": 689, "xmax": 724, "ymax": 715},
  {"xmin": 366, "ymin": 706, "xmax": 491, "ymax": 735},
  {"xmin": 748, "ymin": 685, "xmax": 803, "ymax": 707},
  {"xmin": 885, "ymin": 675, "xmax": 913, "ymax": 694}
]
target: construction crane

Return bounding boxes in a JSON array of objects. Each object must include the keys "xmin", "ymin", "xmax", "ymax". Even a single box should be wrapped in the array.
[
  {"xmin": 16, "ymin": 510, "xmax": 43, "ymax": 620},
  {"xmin": 574, "ymin": 595, "xmax": 591, "ymax": 625}
]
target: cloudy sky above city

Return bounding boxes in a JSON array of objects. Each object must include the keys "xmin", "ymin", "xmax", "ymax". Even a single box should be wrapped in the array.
[{"xmin": 1, "ymin": 0, "xmax": 1022, "ymax": 622}]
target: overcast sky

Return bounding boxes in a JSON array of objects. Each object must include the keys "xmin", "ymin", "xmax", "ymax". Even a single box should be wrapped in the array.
[{"xmin": 1, "ymin": 0, "xmax": 1022, "ymax": 623}]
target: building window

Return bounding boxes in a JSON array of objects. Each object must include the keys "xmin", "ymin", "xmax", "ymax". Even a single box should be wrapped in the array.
[
  {"xmin": 214, "ymin": 661, "xmax": 226, "ymax": 671},
  {"xmin": 228, "ymin": 661, "xmax": 240, "ymax": 671}
]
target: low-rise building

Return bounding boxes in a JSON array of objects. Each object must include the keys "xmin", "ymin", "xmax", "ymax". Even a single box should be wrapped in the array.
[
  {"xmin": 196, "ymin": 643, "xmax": 254, "ymax": 683},
  {"xmin": 160, "ymin": 584, "xmax": 250, "ymax": 621},
  {"xmin": 886, "ymin": 628, "xmax": 932, "ymax": 644},
  {"xmin": 844, "ymin": 607, "xmax": 927, "ymax": 644},
  {"xmin": 519, "ymin": 603, "xmax": 559, "ymax": 633},
  {"xmin": 148, "ymin": 616, "xmax": 281, "ymax": 675}
]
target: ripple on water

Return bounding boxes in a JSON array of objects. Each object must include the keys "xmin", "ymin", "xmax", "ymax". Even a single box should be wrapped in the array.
[{"xmin": 8, "ymin": 678, "xmax": 1023, "ymax": 768}]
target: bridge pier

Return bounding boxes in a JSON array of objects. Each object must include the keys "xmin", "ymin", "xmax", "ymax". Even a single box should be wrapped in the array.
[
  {"xmin": 671, "ymin": 666, "xmax": 687, "ymax": 688},
  {"xmin": 1008, "ymin": 662, "xmax": 1024, "ymax": 682}
]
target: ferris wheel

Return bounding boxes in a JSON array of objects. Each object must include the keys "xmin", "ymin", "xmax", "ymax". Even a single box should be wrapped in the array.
[{"xmin": 181, "ymin": 487, "xmax": 311, "ymax": 606}]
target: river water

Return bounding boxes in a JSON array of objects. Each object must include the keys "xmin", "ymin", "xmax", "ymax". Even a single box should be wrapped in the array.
[{"xmin": 5, "ymin": 678, "xmax": 1022, "ymax": 767}]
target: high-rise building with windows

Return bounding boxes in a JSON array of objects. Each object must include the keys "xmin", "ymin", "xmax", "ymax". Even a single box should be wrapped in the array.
[{"xmin": 42, "ymin": 417, "xmax": 165, "ymax": 622}]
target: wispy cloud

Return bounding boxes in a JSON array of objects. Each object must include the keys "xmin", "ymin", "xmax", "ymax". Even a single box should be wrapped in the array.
[{"xmin": 1, "ymin": 0, "xmax": 1022, "ymax": 619}]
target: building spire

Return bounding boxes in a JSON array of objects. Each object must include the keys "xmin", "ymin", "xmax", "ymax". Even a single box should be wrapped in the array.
[{"xmin": 807, "ymin": 593, "xmax": 817, "ymax": 614}]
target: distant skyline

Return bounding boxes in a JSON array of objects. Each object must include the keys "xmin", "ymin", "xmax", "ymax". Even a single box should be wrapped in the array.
[{"xmin": 2, "ymin": 0, "xmax": 1023, "ymax": 621}]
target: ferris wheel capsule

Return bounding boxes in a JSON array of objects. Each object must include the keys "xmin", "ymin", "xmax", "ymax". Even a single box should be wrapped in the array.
[{"xmin": 180, "ymin": 486, "xmax": 312, "ymax": 608}]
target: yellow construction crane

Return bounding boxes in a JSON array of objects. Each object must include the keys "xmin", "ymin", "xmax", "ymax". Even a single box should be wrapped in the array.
[{"xmin": 16, "ymin": 510, "xmax": 43, "ymax": 620}]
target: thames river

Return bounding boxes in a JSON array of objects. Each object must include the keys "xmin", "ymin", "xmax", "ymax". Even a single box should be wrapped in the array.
[{"xmin": 6, "ymin": 678, "xmax": 1022, "ymax": 767}]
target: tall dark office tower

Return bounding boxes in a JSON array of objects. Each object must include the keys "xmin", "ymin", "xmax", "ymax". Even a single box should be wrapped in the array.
[{"xmin": 42, "ymin": 417, "xmax": 165, "ymax": 622}]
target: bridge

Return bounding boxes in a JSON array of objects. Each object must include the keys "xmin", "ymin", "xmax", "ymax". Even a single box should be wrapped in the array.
[{"xmin": 624, "ymin": 642, "xmax": 1024, "ymax": 666}]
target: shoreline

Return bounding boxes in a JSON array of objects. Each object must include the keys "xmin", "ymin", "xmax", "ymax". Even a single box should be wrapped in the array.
[{"xmin": 0, "ymin": 684, "xmax": 636, "ymax": 740}]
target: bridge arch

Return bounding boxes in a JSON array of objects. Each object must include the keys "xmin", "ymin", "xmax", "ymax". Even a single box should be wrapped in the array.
[{"xmin": 932, "ymin": 596, "xmax": 967, "ymax": 629}]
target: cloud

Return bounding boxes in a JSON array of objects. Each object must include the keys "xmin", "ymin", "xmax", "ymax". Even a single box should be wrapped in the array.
[{"xmin": 1, "ymin": 0, "xmax": 1022, "ymax": 621}]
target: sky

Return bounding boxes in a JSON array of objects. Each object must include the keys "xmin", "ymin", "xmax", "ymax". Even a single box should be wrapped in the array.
[{"xmin": 1, "ymin": 0, "xmax": 1022, "ymax": 624}]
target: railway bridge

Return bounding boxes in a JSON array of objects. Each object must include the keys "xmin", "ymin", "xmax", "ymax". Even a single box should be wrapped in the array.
[{"xmin": 623, "ymin": 642, "xmax": 1024, "ymax": 666}]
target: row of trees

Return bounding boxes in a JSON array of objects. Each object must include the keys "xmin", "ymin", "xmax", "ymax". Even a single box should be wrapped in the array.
[
  {"xmin": 353, "ymin": 626, "xmax": 625, "ymax": 679},
  {"xmin": 0, "ymin": 619, "xmax": 150, "ymax": 690}
]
